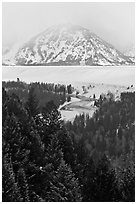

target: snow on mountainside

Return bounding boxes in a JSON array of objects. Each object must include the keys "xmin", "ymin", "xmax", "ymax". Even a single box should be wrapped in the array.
[
  {"xmin": 2, "ymin": 43, "xmax": 23, "ymax": 66},
  {"xmin": 3, "ymin": 24, "xmax": 134, "ymax": 66},
  {"xmin": 124, "ymin": 45, "xmax": 135, "ymax": 57},
  {"xmin": 124, "ymin": 46, "xmax": 135, "ymax": 64},
  {"xmin": 2, "ymin": 46, "xmax": 10, "ymax": 55}
]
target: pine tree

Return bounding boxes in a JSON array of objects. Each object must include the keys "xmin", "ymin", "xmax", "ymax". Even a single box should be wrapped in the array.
[
  {"xmin": 41, "ymin": 100, "xmax": 62, "ymax": 146},
  {"xmin": 119, "ymin": 163, "xmax": 135, "ymax": 201},
  {"xmin": 3, "ymin": 113, "xmax": 31, "ymax": 174},
  {"xmin": 26, "ymin": 134, "xmax": 63, "ymax": 199},
  {"xmin": 2, "ymin": 87, "xmax": 7, "ymax": 104},
  {"xmin": 81, "ymin": 154, "xmax": 121, "ymax": 202},
  {"xmin": 2, "ymin": 155, "xmax": 22, "ymax": 202},
  {"xmin": 56, "ymin": 129, "xmax": 77, "ymax": 170},
  {"xmin": 94, "ymin": 154, "xmax": 120, "ymax": 201},
  {"xmin": 46, "ymin": 159, "xmax": 82, "ymax": 202},
  {"xmin": 45, "ymin": 134, "xmax": 64, "ymax": 170},
  {"xmin": 67, "ymin": 95, "xmax": 71, "ymax": 102},
  {"xmin": 17, "ymin": 168, "xmax": 30, "ymax": 201},
  {"xmin": 82, "ymin": 157, "xmax": 96, "ymax": 201},
  {"xmin": 27, "ymin": 122, "xmax": 45, "ymax": 166},
  {"xmin": 67, "ymin": 84, "xmax": 72, "ymax": 94},
  {"xmin": 41, "ymin": 133, "xmax": 82, "ymax": 201},
  {"xmin": 26, "ymin": 87, "xmax": 39, "ymax": 117},
  {"xmin": 29, "ymin": 191, "xmax": 45, "ymax": 202}
]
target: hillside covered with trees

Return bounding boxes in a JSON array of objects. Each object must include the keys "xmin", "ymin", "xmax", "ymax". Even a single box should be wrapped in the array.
[
  {"xmin": 2, "ymin": 81, "xmax": 135, "ymax": 202},
  {"xmin": 2, "ymin": 81, "xmax": 74, "ymax": 111}
]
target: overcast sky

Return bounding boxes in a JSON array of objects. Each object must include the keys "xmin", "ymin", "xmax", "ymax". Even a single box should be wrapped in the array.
[{"xmin": 2, "ymin": 2, "xmax": 135, "ymax": 52}]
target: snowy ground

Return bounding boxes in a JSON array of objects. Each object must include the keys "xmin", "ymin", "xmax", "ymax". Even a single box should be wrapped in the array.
[
  {"xmin": 2, "ymin": 66, "xmax": 135, "ymax": 86},
  {"xmin": 59, "ymin": 97, "xmax": 97, "ymax": 121},
  {"xmin": 59, "ymin": 82, "xmax": 134, "ymax": 122},
  {"xmin": 2, "ymin": 66, "xmax": 135, "ymax": 121}
]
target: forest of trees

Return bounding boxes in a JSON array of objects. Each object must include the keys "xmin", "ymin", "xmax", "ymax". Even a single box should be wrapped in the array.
[
  {"xmin": 2, "ymin": 81, "xmax": 74, "ymax": 111},
  {"xmin": 2, "ymin": 81, "xmax": 135, "ymax": 202}
]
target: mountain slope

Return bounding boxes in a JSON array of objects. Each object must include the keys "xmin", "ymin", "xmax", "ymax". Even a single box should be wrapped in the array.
[
  {"xmin": 124, "ymin": 45, "xmax": 135, "ymax": 64},
  {"xmin": 124, "ymin": 45, "xmax": 135, "ymax": 57},
  {"xmin": 5, "ymin": 24, "xmax": 135, "ymax": 66}
]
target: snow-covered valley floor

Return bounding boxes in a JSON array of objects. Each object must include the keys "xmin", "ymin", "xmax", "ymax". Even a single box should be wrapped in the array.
[
  {"xmin": 2, "ymin": 66, "xmax": 135, "ymax": 86},
  {"xmin": 2, "ymin": 66, "xmax": 135, "ymax": 121}
]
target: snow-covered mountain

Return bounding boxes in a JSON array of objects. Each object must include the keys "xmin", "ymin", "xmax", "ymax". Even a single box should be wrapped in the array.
[
  {"xmin": 124, "ymin": 45, "xmax": 135, "ymax": 57},
  {"xmin": 2, "ymin": 43, "xmax": 23, "ymax": 66},
  {"xmin": 3, "ymin": 24, "xmax": 134, "ymax": 66},
  {"xmin": 123, "ymin": 45, "xmax": 135, "ymax": 64},
  {"xmin": 2, "ymin": 46, "xmax": 10, "ymax": 55}
]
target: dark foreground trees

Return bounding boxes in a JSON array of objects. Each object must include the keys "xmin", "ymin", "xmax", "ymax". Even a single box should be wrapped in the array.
[
  {"xmin": 2, "ymin": 87, "xmax": 135, "ymax": 202},
  {"xmin": 2, "ymin": 88, "xmax": 82, "ymax": 201}
]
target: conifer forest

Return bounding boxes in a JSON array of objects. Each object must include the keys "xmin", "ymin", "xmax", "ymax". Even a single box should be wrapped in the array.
[{"xmin": 2, "ymin": 81, "xmax": 135, "ymax": 202}]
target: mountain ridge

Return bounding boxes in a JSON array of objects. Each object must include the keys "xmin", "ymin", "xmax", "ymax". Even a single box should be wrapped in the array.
[{"xmin": 3, "ymin": 24, "xmax": 135, "ymax": 66}]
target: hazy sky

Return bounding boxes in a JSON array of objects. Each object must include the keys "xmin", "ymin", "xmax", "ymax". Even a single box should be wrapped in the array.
[{"xmin": 2, "ymin": 2, "xmax": 135, "ymax": 52}]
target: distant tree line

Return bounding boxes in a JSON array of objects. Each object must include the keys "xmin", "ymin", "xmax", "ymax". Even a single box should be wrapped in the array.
[
  {"xmin": 66, "ymin": 92, "xmax": 135, "ymax": 160},
  {"xmin": 2, "ymin": 82, "xmax": 135, "ymax": 202},
  {"xmin": 2, "ymin": 81, "xmax": 74, "ymax": 111}
]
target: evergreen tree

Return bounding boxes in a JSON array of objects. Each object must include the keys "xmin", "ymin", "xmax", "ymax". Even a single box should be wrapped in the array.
[
  {"xmin": 17, "ymin": 168, "xmax": 30, "ymax": 202},
  {"xmin": 26, "ymin": 134, "xmax": 63, "ymax": 199},
  {"xmin": 27, "ymin": 122, "xmax": 45, "ymax": 166},
  {"xmin": 67, "ymin": 95, "xmax": 71, "ymax": 102},
  {"xmin": 82, "ymin": 157, "xmax": 96, "ymax": 201},
  {"xmin": 56, "ymin": 129, "xmax": 77, "ymax": 170},
  {"xmin": 45, "ymin": 134, "xmax": 64, "ymax": 170},
  {"xmin": 67, "ymin": 84, "xmax": 72, "ymax": 94},
  {"xmin": 94, "ymin": 154, "xmax": 120, "ymax": 201},
  {"xmin": 2, "ymin": 86, "xmax": 135, "ymax": 202},
  {"xmin": 119, "ymin": 163, "xmax": 135, "ymax": 201},
  {"xmin": 2, "ymin": 155, "xmax": 22, "ymax": 202},
  {"xmin": 93, "ymin": 93, "xmax": 96, "ymax": 99},
  {"xmin": 46, "ymin": 159, "xmax": 82, "ymax": 202},
  {"xmin": 41, "ymin": 100, "xmax": 62, "ymax": 146},
  {"xmin": 26, "ymin": 87, "xmax": 39, "ymax": 117},
  {"xmin": 29, "ymin": 191, "xmax": 45, "ymax": 202},
  {"xmin": 2, "ymin": 87, "xmax": 7, "ymax": 104},
  {"xmin": 3, "ymin": 108, "xmax": 32, "ymax": 175}
]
